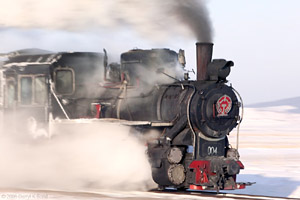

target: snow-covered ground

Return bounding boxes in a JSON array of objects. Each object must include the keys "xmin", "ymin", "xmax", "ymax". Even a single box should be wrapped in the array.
[{"xmin": 227, "ymin": 106, "xmax": 300, "ymax": 198}]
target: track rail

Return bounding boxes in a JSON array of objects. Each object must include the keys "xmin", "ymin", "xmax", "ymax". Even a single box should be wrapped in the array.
[
  {"xmin": 0, "ymin": 188, "xmax": 298, "ymax": 200},
  {"xmin": 151, "ymin": 189, "xmax": 299, "ymax": 200}
]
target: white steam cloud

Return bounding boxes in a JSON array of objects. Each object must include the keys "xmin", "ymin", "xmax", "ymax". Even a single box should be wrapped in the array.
[
  {"xmin": 0, "ymin": 121, "xmax": 155, "ymax": 191},
  {"xmin": 0, "ymin": 0, "xmax": 212, "ymax": 42}
]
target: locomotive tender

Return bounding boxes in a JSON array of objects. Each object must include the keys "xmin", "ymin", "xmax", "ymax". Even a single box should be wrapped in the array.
[{"xmin": 0, "ymin": 43, "xmax": 249, "ymax": 191}]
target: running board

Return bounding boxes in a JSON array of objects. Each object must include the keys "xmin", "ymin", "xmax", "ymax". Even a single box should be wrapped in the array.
[{"xmin": 51, "ymin": 118, "xmax": 174, "ymax": 127}]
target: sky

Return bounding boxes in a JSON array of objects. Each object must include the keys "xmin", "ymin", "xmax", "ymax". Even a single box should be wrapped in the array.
[
  {"xmin": 0, "ymin": 0, "xmax": 299, "ymax": 104},
  {"xmin": 207, "ymin": 0, "xmax": 300, "ymax": 104}
]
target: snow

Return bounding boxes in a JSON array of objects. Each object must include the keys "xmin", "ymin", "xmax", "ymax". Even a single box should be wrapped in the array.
[{"xmin": 226, "ymin": 106, "xmax": 300, "ymax": 198}]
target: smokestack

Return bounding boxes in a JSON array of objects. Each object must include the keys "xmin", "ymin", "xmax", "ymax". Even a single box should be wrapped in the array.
[{"xmin": 196, "ymin": 42, "xmax": 213, "ymax": 81}]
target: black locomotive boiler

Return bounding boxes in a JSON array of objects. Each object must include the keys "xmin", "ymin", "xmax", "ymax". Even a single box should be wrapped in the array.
[{"xmin": 0, "ymin": 43, "xmax": 249, "ymax": 191}]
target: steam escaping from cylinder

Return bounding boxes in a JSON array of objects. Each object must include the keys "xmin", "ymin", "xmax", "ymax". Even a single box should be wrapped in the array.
[
  {"xmin": 0, "ymin": 0, "xmax": 213, "ymax": 42},
  {"xmin": 0, "ymin": 121, "xmax": 156, "ymax": 191}
]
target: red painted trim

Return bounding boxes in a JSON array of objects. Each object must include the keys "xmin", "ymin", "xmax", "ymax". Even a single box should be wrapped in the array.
[
  {"xmin": 189, "ymin": 160, "xmax": 245, "ymax": 190},
  {"xmin": 236, "ymin": 161, "xmax": 244, "ymax": 169},
  {"xmin": 189, "ymin": 183, "xmax": 246, "ymax": 191},
  {"xmin": 189, "ymin": 185, "xmax": 205, "ymax": 190},
  {"xmin": 236, "ymin": 183, "xmax": 246, "ymax": 189},
  {"xmin": 95, "ymin": 104, "xmax": 101, "ymax": 118},
  {"xmin": 189, "ymin": 160, "xmax": 213, "ymax": 184}
]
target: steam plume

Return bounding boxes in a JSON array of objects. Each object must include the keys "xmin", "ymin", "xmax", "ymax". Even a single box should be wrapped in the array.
[
  {"xmin": 0, "ymin": 122, "xmax": 155, "ymax": 191},
  {"xmin": 171, "ymin": 0, "xmax": 213, "ymax": 42},
  {"xmin": 0, "ymin": 0, "xmax": 212, "ymax": 42}
]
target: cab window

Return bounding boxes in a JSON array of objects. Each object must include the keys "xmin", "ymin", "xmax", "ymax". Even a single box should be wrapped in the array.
[
  {"xmin": 55, "ymin": 69, "xmax": 74, "ymax": 94},
  {"xmin": 20, "ymin": 77, "xmax": 32, "ymax": 105},
  {"xmin": 19, "ymin": 75, "xmax": 47, "ymax": 105},
  {"xmin": 35, "ymin": 76, "xmax": 47, "ymax": 104}
]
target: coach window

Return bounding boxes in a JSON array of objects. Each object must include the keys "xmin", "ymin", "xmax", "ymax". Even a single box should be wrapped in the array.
[
  {"xmin": 20, "ymin": 77, "xmax": 33, "ymax": 105},
  {"xmin": 6, "ymin": 79, "xmax": 16, "ymax": 108},
  {"xmin": 34, "ymin": 76, "xmax": 47, "ymax": 104},
  {"xmin": 55, "ymin": 69, "xmax": 74, "ymax": 95}
]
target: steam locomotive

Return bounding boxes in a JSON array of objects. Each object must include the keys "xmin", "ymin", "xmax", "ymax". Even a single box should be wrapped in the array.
[{"xmin": 0, "ymin": 43, "xmax": 249, "ymax": 191}]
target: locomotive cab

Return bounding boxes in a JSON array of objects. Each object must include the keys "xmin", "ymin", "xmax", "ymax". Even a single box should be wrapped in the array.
[
  {"xmin": 50, "ymin": 52, "xmax": 106, "ymax": 119},
  {"xmin": 0, "ymin": 50, "xmax": 106, "ymax": 137}
]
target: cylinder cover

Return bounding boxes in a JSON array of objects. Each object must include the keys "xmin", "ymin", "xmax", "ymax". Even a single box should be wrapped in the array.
[{"xmin": 167, "ymin": 164, "xmax": 185, "ymax": 185}]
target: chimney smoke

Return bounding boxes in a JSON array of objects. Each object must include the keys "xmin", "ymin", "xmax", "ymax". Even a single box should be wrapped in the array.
[{"xmin": 0, "ymin": 0, "xmax": 213, "ymax": 43}]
